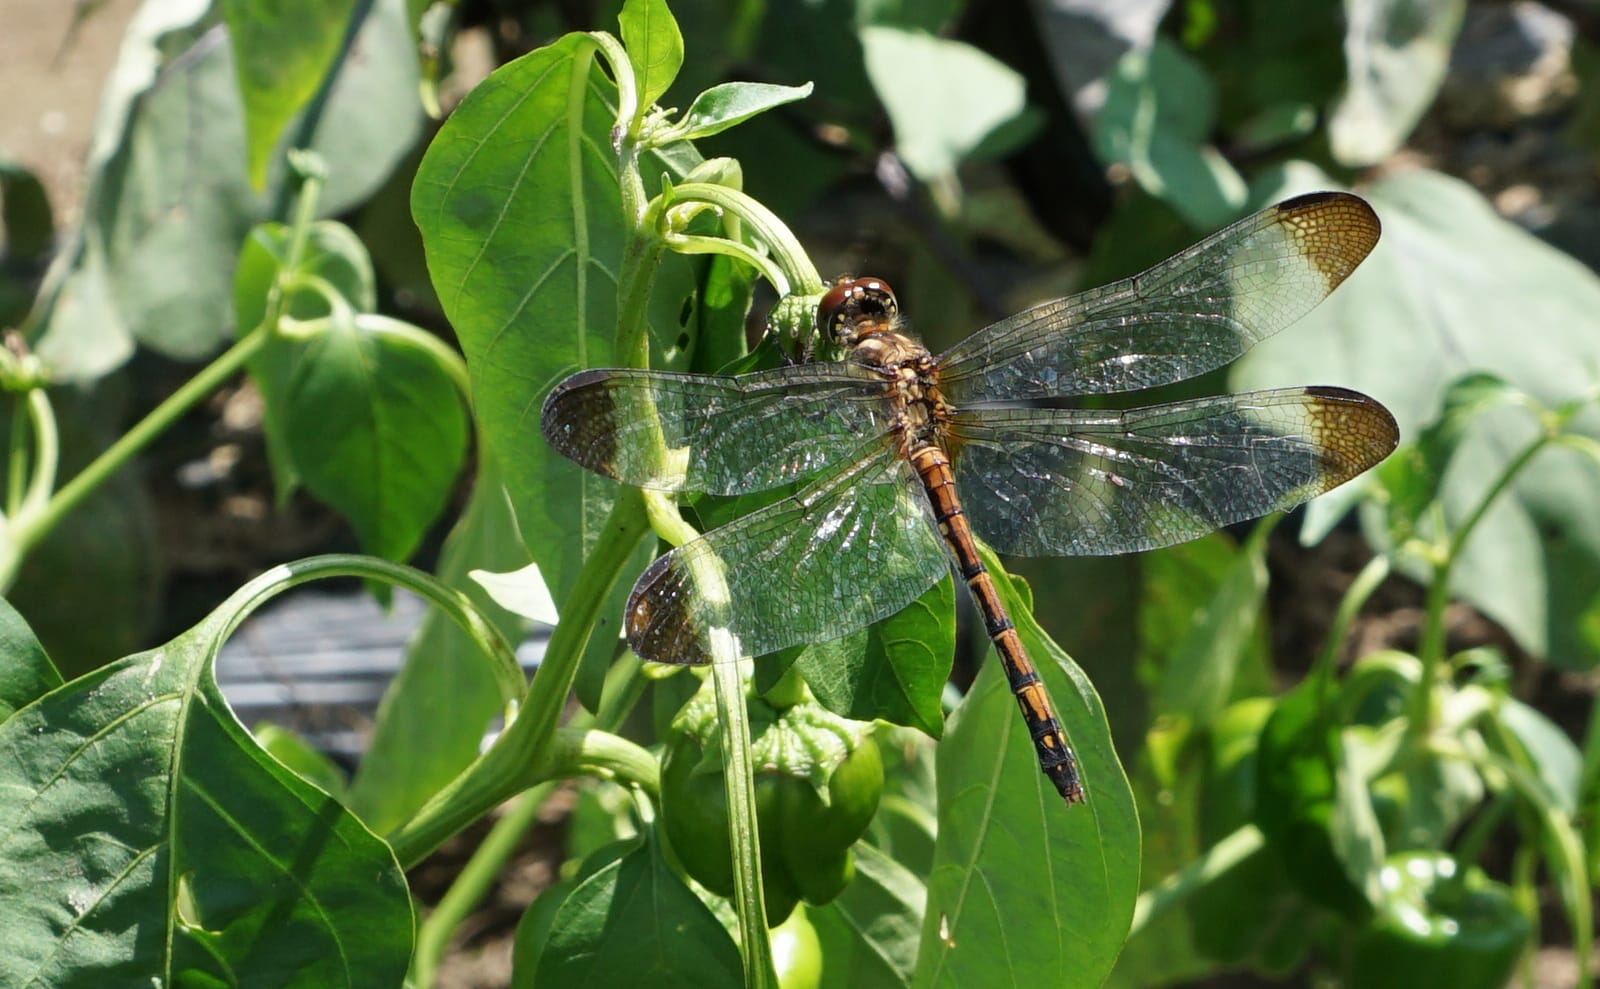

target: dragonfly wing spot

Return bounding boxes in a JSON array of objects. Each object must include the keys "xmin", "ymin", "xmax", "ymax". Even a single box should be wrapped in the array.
[{"xmin": 625, "ymin": 554, "xmax": 710, "ymax": 666}]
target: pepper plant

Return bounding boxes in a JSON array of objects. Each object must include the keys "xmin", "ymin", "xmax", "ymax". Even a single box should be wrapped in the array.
[{"xmin": 0, "ymin": 1, "xmax": 1593, "ymax": 987}]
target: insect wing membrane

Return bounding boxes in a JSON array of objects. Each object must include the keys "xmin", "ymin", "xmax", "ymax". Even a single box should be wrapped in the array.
[
  {"xmin": 626, "ymin": 449, "xmax": 951, "ymax": 665},
  {"xmin": 938, "ymin": 192, "xmax": 1381, "ymax": 402},
  {"xmin": 948, "ymin": 387, "xmax": 1399, "ymax": 556},
  {"xmin": 540, "ymin": 364, "xmax": 893, "ymax": 496}
]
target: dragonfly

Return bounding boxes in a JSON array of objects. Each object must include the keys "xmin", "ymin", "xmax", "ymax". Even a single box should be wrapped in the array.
[{"xmin": 541, "ymin": 191, "xmax": 1398, "ymax": 804}]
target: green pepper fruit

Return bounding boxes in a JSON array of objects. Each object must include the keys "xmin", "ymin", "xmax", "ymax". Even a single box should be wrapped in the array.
[
  {"xmin": 1348, "ymin": 851, "xmax": 1530, "ymax": 989},
  {"xmin": 659, "ymin": 681, "xmax": 884, "ymax": 924},
  {"xmin": 771, "ymin": 904, "xmax": 823, "ymax": 989}
]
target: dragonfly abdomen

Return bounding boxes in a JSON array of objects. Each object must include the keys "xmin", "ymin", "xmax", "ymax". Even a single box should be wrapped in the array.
[{"xmin": 909, "ymin": 444, "xmax": 1085, "ymax": 804}]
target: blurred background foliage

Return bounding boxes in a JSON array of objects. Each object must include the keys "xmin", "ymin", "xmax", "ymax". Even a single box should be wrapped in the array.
[{"xmin": 2, "ymin": 0, "xmax": 1599, "ymax": 984}]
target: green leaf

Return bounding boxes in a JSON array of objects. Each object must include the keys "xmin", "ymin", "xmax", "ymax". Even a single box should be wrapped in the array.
[
  {"xmin": 0, "ymin": 592, "xmax": 412, "ymax": 986},
  {"xmin": 412, "ymin": 32, "xmax": 694, "ymax": 632},
  {"xmin": 1186, "ymin": 698, "xmax": 1318, "ymax": 972},
  {"xmin": 1498, "ymin": 697, "xmax": 1583, "ymax": 816},
  {"xmin": 274, "ymin": 313, "xmax": 466, "ymax": 563},
  {"xmin": 221, "ymin": 0, "xmax": 359, "ymax": 188},
  {"xmin": 672, "ymin": 81, "xmax": 815, "ymax": 142},
  {"xmin": 916, "ymin": 548, "xmax": 1138, "ymax": 987},
  {"xmin": 793, "ymin": 577, "xmax": 954, "ymax": 737},
  {"xmin": 254, "ymin": 722, "xmax": 349, "ymax": 797},
  {"xmin": 470, "ymin": 561, "xmax": 560, "ymax": 626},
  {"xmin": 236, "ymin": 219, "xmax": 378, "ymax": 500},
  {"xmin": 534, "ymin": 836, "xmax": 742, "ymax": 987},
  {"xmin": 1253, "ymin": 678, "xmax": 1371, "ymax": 917},
  {"xmin": 1237, "ymin": 167, "xmax": 1600, "ymax": 667},
  {"xmin": 1146, "ymin": 528, "xmax": 1274, "ymax": 726},
  {"xmin": 0, "ymin": 597, "xmax": 62, "ymax": 722},
  {"xmin": 619, "ymin": 0, "xmax": 684, "ymax": 111},
  {"xmin": 1094, "ymin": 38, "xmax": 1247, "ymax": 230},
  {"xmin": 1329, "ymin": 0, "xmax": 1467, "ymax": 167},
  {"xmin": 811, "ymin": 842, "xmax": 925, "ymax": 988},
  {"xmin": 31, "ymin": 0, "xmax": 420, "ymax": 382},
  {"xmin": 348, "ymin": 455, "xmax": 531, "ymax": 834},
  {"xmin": 860, "ymin": 26, "xmax": 1027, "ymax": 181}
]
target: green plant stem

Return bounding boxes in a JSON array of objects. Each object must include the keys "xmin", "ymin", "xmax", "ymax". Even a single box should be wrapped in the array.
[
  {"xmin": 1128, "ymin": 824, "xmax": 1266, "ymax": 936},
  {"xmin": 0, "ymin": 330, "xmax": 268, "ymax": 590},
  {"xmin": 411, "ymin": 782, "xmax": 555, "ymax": 989},
  {"xmin": 387, "ymin": 488, "xmax": 650, "ymax": 867},
  {"xmin": 6, "ymin": 404, "xmax": 28, "ymax": 516},
  {"xmin": 712, "ymin": 654, "xmax": 777, "ymax": 989},
  {"xmin": 667, "ymin": 182, "xmax": 823, "ymax": 296},
  {"xmin": 409, "ymin": 653, "xmax": 654, "ymax": 989},
  {"xmin": 1310, "ymin": 552, "xmax": 1390, "ymax": 691},
  {"xmin": 0, "ymin": 171, "xmax": 325, "ymax": 591},
  {"xmin": 214, "ymin": 553, "xmax": 520, "ymax": 686},
  {"xmin": 1411, "ymin": 433, "xmax": 1550, "ymax": 738}
]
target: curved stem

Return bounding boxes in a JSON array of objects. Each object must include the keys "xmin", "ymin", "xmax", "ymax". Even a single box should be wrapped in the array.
[
  {"xmin": 387, "ymin": 488, "xmax": 650, "ymax": 866},
  {"xmin": 666, "ymin": 182, "xmax": 824, "ymax": 296},
  {"xmin": 665, "ymin": 231, "xmax": 788, "ymax": 297},
  {"xmin": 1311, "ymin": 552, "xmax": 1391, "ymax": 692},
  {"xmin": 0, "ymin": 330, "xmax": 269, "ymax": 591},
  {"xmin": 1128, "ymin": 824, "xmax": 1266, "ymax": 936},
  {"xmin": 1412, "ymin": 433, "xmax": 1550, "ymax": 738},
  {"xmin": 19, "ymin": 388, "xmax": 58, "ymax": 520},
  {"xmin": 211, "ymin": 554, "xmax": 522, "ymax": 710}
]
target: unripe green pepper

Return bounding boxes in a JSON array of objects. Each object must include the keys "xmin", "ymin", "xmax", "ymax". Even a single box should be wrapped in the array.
[
  {"xmin": 659, "ymin": 682, "xmax": 883, "ymax": 923},
  {"xmin": 1348, "ymin": 851, "xmax": 1529, "ymax": 989}
]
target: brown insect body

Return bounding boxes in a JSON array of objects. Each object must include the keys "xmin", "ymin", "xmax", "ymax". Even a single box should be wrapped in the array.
[{"xmin": 821, "ymin": 277, "xmax": 1084, "ymax": 802}]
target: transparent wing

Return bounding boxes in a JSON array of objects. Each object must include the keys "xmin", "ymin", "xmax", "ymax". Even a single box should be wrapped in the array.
[
  {"xmin": 949, "ymin": 387, "xmax": 1398, "ymax": 556},
  {"xmin": 540, "ymin": 363, "xmax": 892, "ymax": 495},
  {"xmin": 625, "ymin": 447, "xmax": 951, "ymax": 665},
  {"xmin": 938, "ymin": 192, "xmax": 1380, "ymax": 402}
]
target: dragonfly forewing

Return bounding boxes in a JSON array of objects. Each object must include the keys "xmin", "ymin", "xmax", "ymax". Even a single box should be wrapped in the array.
[
  {"xmin": 540, "ymin": 364, "xmax": 893, "ymax": 496},
  {"xmin": 949, "ymin": 386, "xmax": 1399, "ymax": 556},
  {"xmin": 626, "ymin": 447, "xmax": 951, "ymax": 665},
  {"xmin": 938, "ymin": 192, "xmax": 1381, "ymax": 402}
]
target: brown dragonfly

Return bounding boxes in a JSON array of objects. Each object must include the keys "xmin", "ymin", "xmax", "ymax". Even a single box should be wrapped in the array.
[{"xmin": 541, "ymin": 192, "xmax": 1398, "ymax": 803}]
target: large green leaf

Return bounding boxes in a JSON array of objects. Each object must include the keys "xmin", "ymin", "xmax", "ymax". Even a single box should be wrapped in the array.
[
  {"xmin": 32, "ymin": 0, "xmax": 420, "ymax": 382},
  {"xmin": 860, "ymin": 26, "xmax": 1028, "ymax": 181},
  {"xmin": 1235, "ymin": 167, "xmax": 1600, "ymax": 667},
  {"xmin": 0, "ymin": 597, "xmax": 62, "ymax": 722},
  {"xmin": 915, "ymin": 549, "xmax": 1138, "ymax": 987},
  {"xmin": 1328, "ymin": 0, "xmax": 1466, "ymax": 167},
  {"xmin": 221, "ymin": 0, "xmax": 360, "ymax": 187},
  {"xmin": 0, "ymin": 589, "xmax": 412, "ymax": 986},
  {"xmin": 279, "ymin": 312, "xmax": 467, "ymax": 563},
  {"xmin": 812, "ymin": 842, "xmax": 925, "ymax": 988},
  {"xmin": 1094, "ymin": 38, "xmax": 1247, "ymax": 230},
  {"xmin": 235, "ymin": 218, "xmax": 378, "ymax": 499},
  {"xmin": 793, "ymin": 578, "xmax": 955, "ymax": 737},
  {"xmin": 411, "ymin": 33, "xmax": 695, "ymax": 626},
  {"xmin": 533, "ymin": 836, "xmax": 742, "ymax": 986}
]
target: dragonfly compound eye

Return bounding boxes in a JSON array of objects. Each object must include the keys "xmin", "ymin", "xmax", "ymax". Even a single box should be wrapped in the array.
[{"xmin": 817, "ymin": 276, "xmax": 899, "ymax": 345}]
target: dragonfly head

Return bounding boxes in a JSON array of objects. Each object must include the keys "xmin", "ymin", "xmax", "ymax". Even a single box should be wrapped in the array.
[{"xmin": 818, "ymin": 275, "xmax": 899, "ymax": 348}]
